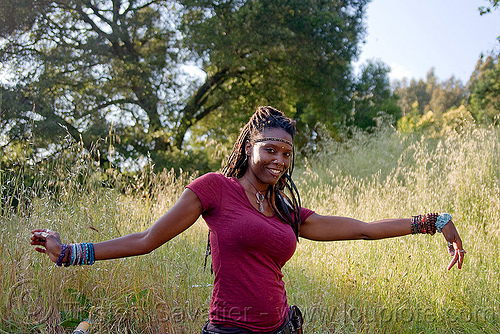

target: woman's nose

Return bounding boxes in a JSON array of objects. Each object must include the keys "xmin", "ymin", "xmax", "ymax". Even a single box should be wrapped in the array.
[{"xmin": 273, "ymin": 159, "xmax": 284, "ymax": 167}]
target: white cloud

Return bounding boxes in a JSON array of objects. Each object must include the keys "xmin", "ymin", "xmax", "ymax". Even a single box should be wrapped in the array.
[{"xmin": 388, "ymin": 63, "xmax": 413, "ymax": 81}]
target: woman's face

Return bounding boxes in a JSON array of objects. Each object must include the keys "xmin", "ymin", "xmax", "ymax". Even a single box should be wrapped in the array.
[{"xmin": 245, "ymin": 127, "xmax": 293, "ymax": 187}]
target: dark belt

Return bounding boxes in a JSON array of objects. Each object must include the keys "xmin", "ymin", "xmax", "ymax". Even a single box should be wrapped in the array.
[{"xmin": 201, "ymin": 305, "xmax": 304, "ymax": 334}]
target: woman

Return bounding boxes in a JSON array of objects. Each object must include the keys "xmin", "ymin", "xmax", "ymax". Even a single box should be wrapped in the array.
[{"xmin": 31, "ymin": 106, "xmax": 465, "ymax": 333}]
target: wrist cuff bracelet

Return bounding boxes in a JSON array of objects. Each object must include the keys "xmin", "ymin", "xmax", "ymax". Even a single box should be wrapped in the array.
[{"xmin": 436, "ymin": 213, "xmax": 452, "ymax": 232}]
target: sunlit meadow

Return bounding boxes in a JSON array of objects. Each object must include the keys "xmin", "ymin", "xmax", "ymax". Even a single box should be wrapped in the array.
[{"xmin": 1, "ymin": 125, "xmax": 499, "ymax": 333}]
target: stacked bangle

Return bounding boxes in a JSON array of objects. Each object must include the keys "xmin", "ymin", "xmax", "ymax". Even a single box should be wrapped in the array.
[
  {"xmin": 411, "ymin": 213, "xmax": 448, "ymax": 235},
  {"xmin": 59, "ymin": 243, "xmax": 95, "ymax": 267},
  {"xmin": 410, "ymin": 215, "xmax": 422, "ymax": 234},
  {"xmin": 422, "ymin": 213, "xmax": 438, "ymax": 235}
]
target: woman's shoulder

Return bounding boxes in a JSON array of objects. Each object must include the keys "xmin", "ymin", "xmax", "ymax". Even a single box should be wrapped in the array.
[
  {"xmin": 187, "ymin": 172, "xmax": 240, "ymax": 210},
  {"xmin": 202, "ymin": 172, "xmax": 225, "ymax": 179},
  {"xmin": 195, "ymin": 172, "xmax": 228, "ymax": 182},
  {"xmin": 189, "ymin": 172, "xmax": 234, "ymax": 189}
]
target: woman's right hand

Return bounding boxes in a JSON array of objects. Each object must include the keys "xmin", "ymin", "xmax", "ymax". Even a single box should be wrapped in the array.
[{"xmin": 30, "ymin": 229, "xmax": 64, "ymax": 263}]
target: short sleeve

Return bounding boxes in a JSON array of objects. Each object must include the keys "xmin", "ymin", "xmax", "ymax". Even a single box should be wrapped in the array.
[
  {"xmin": 300, "ymin": 207, "xmax": 315, "ymax": 223},
  {"xmin": 186, "ymin": 172, "xmax": 224, "ymax": 213}
]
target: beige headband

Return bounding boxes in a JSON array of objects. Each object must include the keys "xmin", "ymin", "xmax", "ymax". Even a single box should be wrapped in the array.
[{"xmin": 253, "ymin": 137, "xmax": 293, "ymax": 147}]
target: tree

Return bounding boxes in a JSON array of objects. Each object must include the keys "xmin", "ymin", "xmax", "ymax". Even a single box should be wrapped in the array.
[
  {"xmin": 1, "ymin": 0, "xmax": 369, "ymax": 171},
  {"xmin": 469, "ymin": 54, "xmax": 500, "ymax": 123},
  {"xmin": 479, "ymin": 0, "xmax": 500, "ymax": 42},
  {"xmin": 0, "ymin": 85, "xmax": 39, "ymax": 164},
  {"xmin": 1, "ymin": 0, "xmax": 182, "ymax": 169},
  {"xmin": 349, "ymin": 59, "xmax": 400, "ymax": 129},
  {"xmin": 178, "ymin": 0, "xmax": 369, "ymax": 149},
  {"xmin": 0, "ymin": 0, "xmax": 49, "ymax": 36},
  {"xmin": 393, "ymin": 69, "xmax": 467, "ymax": 116},
  {"xmin": 392, "ymin": 70, "xmax": 435, "ymax": 117},
  {"xmin": 428, "ymin": 76, "xmax": 467, "ymax": 115}
]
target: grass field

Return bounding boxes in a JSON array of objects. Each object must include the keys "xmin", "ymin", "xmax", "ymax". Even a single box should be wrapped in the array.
[{"xmin": 1, "ymin": 125, "xmax": 499, "ymax": 333}]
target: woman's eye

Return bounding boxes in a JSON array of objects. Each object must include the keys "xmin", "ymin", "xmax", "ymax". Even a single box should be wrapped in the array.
[{"xmin": 266, "ymin": 148, "xmax": 275, "ymax": 153}]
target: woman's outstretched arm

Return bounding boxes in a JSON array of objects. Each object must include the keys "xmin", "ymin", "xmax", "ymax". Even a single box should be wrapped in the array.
[
  {"xmin": 31, "ymin": 188, "xmax": 203, "ymax": 262},
  {"xmin": 299, "ymin": 213, "xmax": 465, "ymax": 270}
]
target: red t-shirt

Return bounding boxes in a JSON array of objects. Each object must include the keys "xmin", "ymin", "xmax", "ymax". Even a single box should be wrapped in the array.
[{"xmin": 187, "ymin": 173, "xmax": 314, "ymax": 331}]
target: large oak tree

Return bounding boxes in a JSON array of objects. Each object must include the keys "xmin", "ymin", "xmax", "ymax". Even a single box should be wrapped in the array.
[{"xmin": 1, "ymin": 0, "xmax": 369, "ymax": 170}]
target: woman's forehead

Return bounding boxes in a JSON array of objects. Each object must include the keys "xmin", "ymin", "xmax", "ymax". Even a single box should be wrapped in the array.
[{"xmin": 255, "ymin": 128, "xmax": 294, "ymax": 146}]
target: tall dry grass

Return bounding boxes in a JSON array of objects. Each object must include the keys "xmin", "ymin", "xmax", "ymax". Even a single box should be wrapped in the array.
[
  {"xmin": 289, "ymin": 125, "xmax": 500, "ymax": 333},
  {"xmin": 1, "ymin": 125, "xmax": 499, "ymax": 333}
]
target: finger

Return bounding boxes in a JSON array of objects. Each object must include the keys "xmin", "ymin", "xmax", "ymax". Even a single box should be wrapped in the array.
[
  {"xmin": 31, "ymin": 228, "xmax": 53, "ymax": 236},
  {"xmin": 33, "ymin": 229, "xmax": 57, "ymax": 238},
  {"xmin": 447, "ymin": 251, "xmax": 458, "ymax": 270},
  {"xmin": 450, "ymin": 232, "xmax": 465, "ymax": 270},
  {"xmin": 31, "ymin": 228, "xmax": 47, "ymax": 233},
  {"xmin": 32, "ymin": 229, "xmax": 54, "ymax": 235},
  {"xmin": 31, "ymin": 232, "xmax": 51, "ymax": 244},
  {"xmin": 31, "ymin": 232, "xmax": 46, "ymax": 243},
  {"xmin": 31, "ymin": 238, "xmax": 45, "ymax": 245},
  {"xmin": 457, "ymin": 249, "xmax": 466, "ymax": 269},
  {"xmin": 34, "ymin": 247, "xmax": 47, "ymax": 254},
  {"xmin": 447, "ymin": 243, "xmax": 466, "ymax": 270},
  {"xmin": 447, "ymin": 242, "xmax": 455, "ymax": 256}
]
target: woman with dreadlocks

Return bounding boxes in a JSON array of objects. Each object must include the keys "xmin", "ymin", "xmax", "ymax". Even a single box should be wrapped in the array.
[{"xmin": 31, "ymin": 106, "xmax": 465, "ymax": 333}]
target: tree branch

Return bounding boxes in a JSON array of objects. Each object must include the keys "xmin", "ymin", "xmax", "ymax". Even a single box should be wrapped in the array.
[
  {"xmin": 84, "ymin": 0, "xmax": 113, "ymax": 27},
  {"xmin": 122, "ymin": 0, "xmax": 163, "ymax": 17},
  {"xmin": 173, "ymin": 67, "xmax": 246, "ymax": 149},
  {"xmin": 73, "ymin": 3, "xmax": 111, "ymax": 42}
]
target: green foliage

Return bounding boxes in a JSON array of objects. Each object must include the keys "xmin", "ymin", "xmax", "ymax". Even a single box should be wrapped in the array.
[
  {"xmin": 1, "ymin": 0, "xmax": 187, "ymax": 171},
  {"xmin": 397, "ymin": 105, "xmax": 475, "ymax": 135},
  {"xmin": 349, "ymin": 59, "xmax": 401, "ymax": 129},
  {"xmin": 180, "ymin": 0, "xmax": 369, "ymax": 147},
  {"xmin": 393, "ymin": 68, "xmax": 468, "ymax": 117},
  {"xmin": 59, "ymin": 318, "xmax": 83, "ymax": 328},
  {"xmin": 3, "ymin": 0, "xmax": 498, "ymax": 176},
  {"xmin": 391, "ymin": 67, "xmax": 493, "ymax": 134},
  {"xmin": 0, "ymin": 0, "xmax": 48, "ymax": 36},
  {"xmin": 469, "ymin": 54, "xmax": 500, "ymax": 123}
]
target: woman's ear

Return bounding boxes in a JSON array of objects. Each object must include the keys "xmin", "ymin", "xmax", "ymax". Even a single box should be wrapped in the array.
[{"xmin": 245, "ymin": 141, "xmax": 252, "ymax": 156}]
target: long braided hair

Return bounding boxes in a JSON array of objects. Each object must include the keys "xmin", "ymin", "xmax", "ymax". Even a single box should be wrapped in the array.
[{"xmin": 221, "ymin": 106, "xmax": 302, "ymax": 239}]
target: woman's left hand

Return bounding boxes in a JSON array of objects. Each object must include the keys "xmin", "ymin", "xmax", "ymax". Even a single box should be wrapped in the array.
[
  {"xmin": 30, "ymin": 229, "xmax": 64, "ymax": 264},
  {"xmin": 441, "ymin": 220, "xmax": 465, "ymax": 270}
]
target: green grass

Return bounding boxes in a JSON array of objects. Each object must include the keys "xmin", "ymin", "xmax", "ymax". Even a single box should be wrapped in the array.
[{"xmin": 2, "ymin": 125, "xmax": 499, "ymax": 333}]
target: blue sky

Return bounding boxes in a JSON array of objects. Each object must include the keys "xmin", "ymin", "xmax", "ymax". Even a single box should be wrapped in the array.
[{"xmin": 355, "ymin": 0, "xmax": 500, "ymax": 83}]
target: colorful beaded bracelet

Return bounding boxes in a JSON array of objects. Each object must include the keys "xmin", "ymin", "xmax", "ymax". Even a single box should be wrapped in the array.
[
  {"xmin": 411, "ymin": 215, "xmax": 422, "ymax": 234},
  {"xmin": 422, "ymin": 213, "xmax": 438, "ymax": 235},
  {"xmin": 56, "ymin": 244, "xmax": 69, "ymax": 267},
  {"xmin": 411, "ymin": 213, "xmax": 439, "ymax": 235}
]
